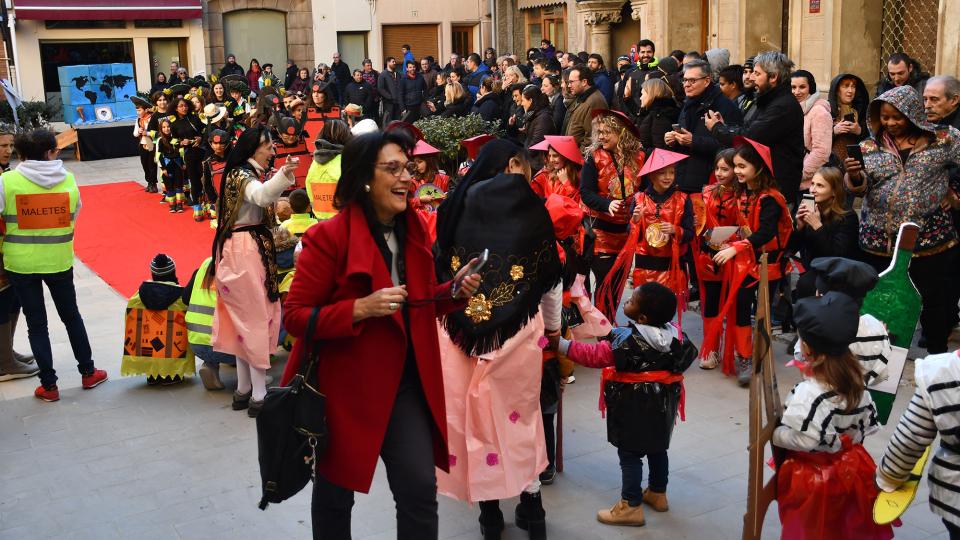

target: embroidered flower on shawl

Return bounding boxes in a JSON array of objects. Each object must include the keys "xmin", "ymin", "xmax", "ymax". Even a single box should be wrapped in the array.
[
  {"xmin": 486, "ymin": 453, "xmax": 499, "ymax": 466},
  {"xmin": 510, "ymin": 265, "xmax": 524, "ymax": 281},
  {"xmin": 448, "ymin": 454, "xmax": 457, "ymax": 467},
  {"xmin": 450, "ymin": 256, "xmax": 461, "ymax": 273},
  {"xmin": 465, "ymin": 294, "xmax": 493, "ymax": 324},
  {"xmin": 509, "ymin": 411, "xmax": 520, "ymax": 423}
]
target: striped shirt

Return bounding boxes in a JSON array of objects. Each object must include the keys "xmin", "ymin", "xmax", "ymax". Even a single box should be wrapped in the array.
[
  {"xmin": 877, "ymin": 352, "xmax": 960, "ymax": 527},
  {"xmin": 774, "ymin": 378, "xmax": 879, "ymax": 453}
]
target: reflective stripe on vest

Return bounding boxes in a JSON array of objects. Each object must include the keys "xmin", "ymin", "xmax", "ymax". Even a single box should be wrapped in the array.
[
  {"xmin": 1, "ymin": 170, "xmax": 79, "ymax": 274},
  {"xmin": 185, "ymin": 257, "xmax": 217, "ymax": 347},
  {"xmin": 305, "ymin": 154, "xmax": 340, "ymax": 220}
]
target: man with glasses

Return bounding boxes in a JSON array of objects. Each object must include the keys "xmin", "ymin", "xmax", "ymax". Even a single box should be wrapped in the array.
[
  {"xmin": 563, "ymin": 66, "xmax": 608, "ymax": 147},
  {"xmin": 665, "ymin": 59, "xmax": 741, "ymax": 195},
  {"xmin": 705, "ymin": 51, "xmax": 804, "ymax": 205}
]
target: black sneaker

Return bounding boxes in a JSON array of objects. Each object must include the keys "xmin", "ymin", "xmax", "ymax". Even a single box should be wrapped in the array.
[
  {"xmin": 539, "ymin": 465, "xmax": 557, "ymax": 485},
  {"xmin": 247, "ymin": 398, "xmax": 264, "ymax": 418},
  {"xmin": 232, "ymin": 390, "xmax": 251, "ymax": 410}
]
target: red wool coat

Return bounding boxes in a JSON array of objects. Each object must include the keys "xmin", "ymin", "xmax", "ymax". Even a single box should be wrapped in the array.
[{"xmin": 281, "ymin": 203, "xmax": 465, "ymax": 493}]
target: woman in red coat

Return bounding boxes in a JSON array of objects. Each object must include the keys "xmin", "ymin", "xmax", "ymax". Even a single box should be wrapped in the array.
[{"xmin": 281, "ymin": 129, "xmax": 480, "ymax": 540}]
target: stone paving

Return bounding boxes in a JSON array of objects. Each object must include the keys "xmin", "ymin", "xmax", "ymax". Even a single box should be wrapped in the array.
[{"xmin": 0, "ymin": 156, "xmax": 955, "ymax": 539}]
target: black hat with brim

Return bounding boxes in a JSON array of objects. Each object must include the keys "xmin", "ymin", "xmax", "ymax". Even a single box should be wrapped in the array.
[
  {"xmin": 810, "ymin": 257, "xmax": 879, "ymax": 304},
  {"xmin": 130, "ymin": 95, "xmax": 153, "ymax": 109},
  {"xmin": 167, "ymin": 83, "xmax": 191, "ymax": 96},
  {"xmin": 219, "ymin": 74, "xmax": 247, "ymax": 86}
]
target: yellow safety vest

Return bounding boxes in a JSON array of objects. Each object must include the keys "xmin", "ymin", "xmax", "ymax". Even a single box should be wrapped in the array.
[
  {"xmin": 282, "ymin": 213, "xmax": 318, "ymax": 237},
  {"xmin": 305, "ymin": 154, "xmax": 340, "ymax": 220},
  {"xmin": 185, "ymin": 257, "xmax": 216, "ymax": 347},
  {"xmin": 1, "ymin": 170, "xmax": 79, "ymax": 274},
  {"xmin": 120, "ymin": 287, "xmax": 195, "ymax": 378}
]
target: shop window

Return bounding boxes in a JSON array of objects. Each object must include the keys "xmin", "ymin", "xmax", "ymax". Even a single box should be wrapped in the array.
[
  {"xmin": 45, "ymin": 20, "xmax": 126, "ymax": 30},
  {"xmin": 525, "ymin": 6, "xmax": 565, "ymax": 52},
  {"xmin": 134, "ymin": 19, "xmax": 183, "ymax": 28}
]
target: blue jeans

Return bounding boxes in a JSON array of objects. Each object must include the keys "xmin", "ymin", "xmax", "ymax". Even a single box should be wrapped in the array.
[
  {"xmin": 190, "ymin": 343, "xmax": 236, "ymax": 366},
  {"xmin": 7, "ymin": 269, "xmax": 93, "ymax": 388},
  {"xmin": 618, "ymin": 448, "xmax": 669, "ymax": 505}
]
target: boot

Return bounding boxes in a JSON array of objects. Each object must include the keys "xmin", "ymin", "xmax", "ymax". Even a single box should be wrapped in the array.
[
  {"xmin": 478, "ymin": 500, "xmax": 504, "ymax": 539},
  {"xmin": 0, "ymin": 321, "xmax": 38, "ymax": 381},
  {"xmin": 597, "ymin": 499, "xmax": 645, "ymax": 526},
  {"xmin": 514, "ymin": 491, "xmax": 546, "ymax": 539},
  {"xmin": 735, "ymin": 353, "xmax": 752, "ymax": 387},
  {"xmin": 10, "ymin": 316, "xmax": 34, "ymax": 365},
  {"xmin": 198, "ymin": 361, "xmax": 224, "ymax": 391},
  {"xmin": 641, "ymin": 489, "xmax": 669, "ymax": 512}
]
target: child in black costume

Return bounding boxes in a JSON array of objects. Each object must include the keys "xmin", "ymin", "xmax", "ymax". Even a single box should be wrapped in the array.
[{"xmin": 551, "ymin": 282, "xmax": 695, "ymax": 527}]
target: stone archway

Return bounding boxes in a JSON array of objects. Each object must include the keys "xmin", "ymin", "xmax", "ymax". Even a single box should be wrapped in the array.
[{"xmin": 203, "ymin": 0, "xmax": 314, "ymax": 76}]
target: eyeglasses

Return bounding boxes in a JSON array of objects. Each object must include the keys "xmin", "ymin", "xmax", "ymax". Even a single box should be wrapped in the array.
[
  {"xmin": 682, "ymin": 76, "xmax": 709, "ymax": 85},
  {"xmin": 377, "ymin": 161, "xmax": 417, "ymax": 178}
]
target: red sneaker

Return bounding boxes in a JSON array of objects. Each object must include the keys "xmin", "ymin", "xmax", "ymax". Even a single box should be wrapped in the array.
[
  {"xmin": 81, "ymin": 369, "xmax": 108, "ymax": 389},
  {"xmin": 34, "ymin": 385, "xmax": 60, "ymax": 402}
]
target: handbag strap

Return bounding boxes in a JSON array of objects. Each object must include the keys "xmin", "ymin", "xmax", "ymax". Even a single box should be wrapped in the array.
[{"xmin": 298, "ymin": 307, "xmax": 322, "ymax": 384}]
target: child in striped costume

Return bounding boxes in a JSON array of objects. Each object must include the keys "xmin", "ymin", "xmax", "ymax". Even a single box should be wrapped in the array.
[{"xmin": 877, "ymin": 350, "xmax": 960, "ymax": 539}]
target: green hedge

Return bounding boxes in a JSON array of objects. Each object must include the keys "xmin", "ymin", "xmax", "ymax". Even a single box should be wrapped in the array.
[{"xmin": 0, "ymin": 101, "xmax": 57, "ymax": 131}]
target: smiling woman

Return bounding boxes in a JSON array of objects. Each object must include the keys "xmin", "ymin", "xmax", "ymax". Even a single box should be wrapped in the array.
[{"xmin": 280, "ymin": 129, "xmax": 481, "ymax": 539}]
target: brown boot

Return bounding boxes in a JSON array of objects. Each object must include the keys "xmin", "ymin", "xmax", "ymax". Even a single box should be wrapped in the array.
[
  {"xmin": 0, "ymin": 321, "xmax": 38, "ymax": 381},
  {"xmin": 642, "ymin": 489, "xmax": 669, "ymax": 512},
  {"xmin": 597, "ymin": 499, "xmax": 645, "ymax": 526}
]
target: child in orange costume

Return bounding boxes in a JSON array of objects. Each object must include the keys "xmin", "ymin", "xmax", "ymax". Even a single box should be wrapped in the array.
[{"xmin": 710, "ymin": 138, "xmax": 792, "ymax": 385}]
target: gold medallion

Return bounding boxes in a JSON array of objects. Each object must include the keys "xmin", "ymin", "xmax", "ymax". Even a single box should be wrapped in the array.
[{"xmin": 645, "ymin": 222, "xmax": 669, "ymax": 248}]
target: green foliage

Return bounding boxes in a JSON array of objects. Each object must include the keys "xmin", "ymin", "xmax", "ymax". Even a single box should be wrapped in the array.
[
  {"xmin": 0, "ymin": 100, "xmax": 56, "ymax": 131},
  {"xmin": 414, "ymin": 114, "xmax": 501, "ymax": 173}
]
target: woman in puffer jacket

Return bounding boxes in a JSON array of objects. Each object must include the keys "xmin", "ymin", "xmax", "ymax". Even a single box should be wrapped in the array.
[{"xmin": 791, "ymin": 70, "xmax": 833, "ymax": 191}]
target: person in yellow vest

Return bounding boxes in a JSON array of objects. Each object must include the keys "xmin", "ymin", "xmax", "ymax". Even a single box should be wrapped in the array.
[
  {"xmin": 182, "ymin": 256, "xmax": 235, "ymax": 390},
  {"xmin": 0, "ymin": 129, "xmax": 107, "ymax": 402},
  {"xmin": 304, "ymin": 118, "xmax": 351, "ymax": 220},
  {"xmin": 120, "ymin": 254, "xmax": 194, "ymax": 384}
]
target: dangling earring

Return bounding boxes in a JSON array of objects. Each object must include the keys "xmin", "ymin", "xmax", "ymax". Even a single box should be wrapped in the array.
[{"xmin": 364, "ymin": 184, "xmax": 371, "ymax": 192}]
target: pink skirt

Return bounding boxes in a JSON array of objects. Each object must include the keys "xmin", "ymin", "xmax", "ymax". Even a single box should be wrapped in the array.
[
  {"xmin": 436, "ymin": 313, "xmax": 548, "ymax": 502},
  {"xmin": 211, "ymin": 233, "xmax": 281, "ymax": 369}
]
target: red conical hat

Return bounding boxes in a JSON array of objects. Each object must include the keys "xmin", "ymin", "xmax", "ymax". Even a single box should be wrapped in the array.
[
  {"xmin": 461, "ymin": 134, "xmax": 495, "ymax": 159},
  {"xmin": 529, "ymin": 135, "xmax": 584, "ymax": 166},
  {"xmin": 385, "ymin": 120, "xmax": 424, "ymax": 142},
  {"xmin": 412, "ymin": 139, "xmax": 441, "ymax": 156},
  {"xmin": 637, "ymin": 148, "xmax": 688, "ymax": 177},
  {"xmin": 734, "ymin": 136, "xmax": 774, "ymax": 176},
  {"xmin": 545, "ymin": 194, "xmax": 584, "ymax": 240}
]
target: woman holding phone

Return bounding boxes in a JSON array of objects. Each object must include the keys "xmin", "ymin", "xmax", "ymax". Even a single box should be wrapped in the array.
[
  {"xmin": 845, "ymin": 86, "xmax": 960, "ymax": 354},
  {"xmin": 789, "ymin": 166, "xmax": 860, "ymax": 269},
  {"xmin": 281, "ymin": 130, "xmax": 480, "ymax": 539},
  {"xmin": 827, "ymin": 73, "xmax": 870, "ymax": 164}
]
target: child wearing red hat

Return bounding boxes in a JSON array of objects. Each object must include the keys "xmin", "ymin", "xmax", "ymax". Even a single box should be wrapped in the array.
[
  {"xmin": 410, "ymin": 139, "xmax": 450, "ymax": 209},
  {"xmin": 457, "ymin": 133, "xmax": 495, "ymax": 176},
  {"xmin": 711, "ymin": 138, "xmax": 793, "ymax": 385},
  {"xmin": 695, "ymin": 149, "xmax": 741, "ymax": 371},
  {"xmin": 529, "ymin": 135, "xmax": 583, "ymax": 201},
  {"xmin": 596, "ymin": 148, "xmax": 694, "ymax": 326}
]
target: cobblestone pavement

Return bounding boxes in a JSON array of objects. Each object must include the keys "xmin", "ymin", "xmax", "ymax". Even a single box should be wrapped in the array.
[{"xmin": 0, "ymin": 156, "xmax": 954, "ymax": 539}]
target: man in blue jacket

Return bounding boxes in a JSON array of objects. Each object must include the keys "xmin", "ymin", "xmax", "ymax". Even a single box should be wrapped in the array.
[{"xmin": 462, "ymin": 53, "xmax": 490, "ymax": 105}]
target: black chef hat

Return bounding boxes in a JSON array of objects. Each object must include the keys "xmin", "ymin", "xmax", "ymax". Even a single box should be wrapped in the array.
[
  {"xmin": 810, "ymin": 257, "xmax": 878, "ymax": 305},
  {"xmin": 794, "ymin": 291, "xmax": 860, "ymax": 355}
]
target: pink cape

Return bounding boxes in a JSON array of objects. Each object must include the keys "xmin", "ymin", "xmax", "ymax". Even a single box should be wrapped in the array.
[
  {"xmin": 436, "ymin": 314, "xmax": 548, "ymax": 502},
  {"xmin": 211, "ymin": 233, "xmax": 281, "ymax": 368}
]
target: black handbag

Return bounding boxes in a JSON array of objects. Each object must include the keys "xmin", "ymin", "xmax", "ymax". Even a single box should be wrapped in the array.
[{"xmin": 256, "ymin": 307, "xmax": 328, "ymax": 510}]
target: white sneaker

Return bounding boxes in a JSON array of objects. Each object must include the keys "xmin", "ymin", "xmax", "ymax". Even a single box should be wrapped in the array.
[{"xmin": 699, "ymin": 351, "xmax": 719, "ymax": 370}]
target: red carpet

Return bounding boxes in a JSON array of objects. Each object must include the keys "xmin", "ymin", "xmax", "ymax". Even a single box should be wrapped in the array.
[{"xmin": 75, "ymin": 182, "xmax": 214, "ymax": 297}]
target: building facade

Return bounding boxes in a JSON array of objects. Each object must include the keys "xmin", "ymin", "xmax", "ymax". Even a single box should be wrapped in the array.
[{"xmin": 13, "ymin": 0, "xmax": 206, "ymax": 107}]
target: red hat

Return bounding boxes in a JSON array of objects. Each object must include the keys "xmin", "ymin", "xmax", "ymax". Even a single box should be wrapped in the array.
[
  {"xmin": 461, "ymin": 134, "xmax": 495, "ymax": 160},
  {"xmin": 637, "ymin": 148, "xmax": 687, "ymax": 177},
  {"xmin": 591, "ymin": 109, "xmax": 641, "ymax": 140},
  {"xmin": 734, "ymin": 136, "xmax": 774, "ymax": 176},
  {"xmin": 529, "ymin": 135, "xmax": 584, "ymax": 166},
  {"xmin": 412, "ymin": 139, "xmax": 441, "ymax": 156},
  {"xmin": 385, "ymin": 120, "xmax": 424, "ymax": 141},
  {"xmin": 544, "ymin": 194, "xmax": 584, "ymax": 240}
]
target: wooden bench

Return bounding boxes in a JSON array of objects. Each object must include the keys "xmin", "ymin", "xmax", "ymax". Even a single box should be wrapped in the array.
[{"xmin": 56, "ymin": 128, "xmax": 80, "ymax": 160}]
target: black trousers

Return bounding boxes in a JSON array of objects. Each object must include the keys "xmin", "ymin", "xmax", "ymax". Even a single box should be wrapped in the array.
[
  {"xmin": 139, "ymin": 146, "xmax": 157, "ymax": 185},
  {"xmin": 590, "ymin": 254, "xmax": 618, "ymax": 299},
  {"xmin": 861, "ymin": 245, "xmax": 960, "ymax": 354},
  {"xmin": 184, "ymin": 148, "xmax": 204, "ymax": 202},
  {"xmin": 311, "ymin": 366, "xmax": 439, "ymax": 540},
  {"xmin": 381, "ymin": 102, "xmax": 401, "ymax": 126},
  {"xmin": 543, "ymin": 412, "xmax": 556, "ymax": 468},
  {"xmin": 945, "ymin": 518, "xmax": 960, "ymax": 540}
]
